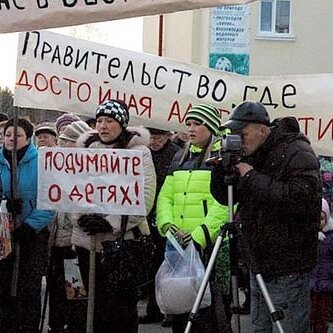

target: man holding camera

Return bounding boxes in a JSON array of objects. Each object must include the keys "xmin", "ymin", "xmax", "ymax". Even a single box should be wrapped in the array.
[{"xmin": 210, "ymin": 101, "xmax": 322, "ymax": 332}]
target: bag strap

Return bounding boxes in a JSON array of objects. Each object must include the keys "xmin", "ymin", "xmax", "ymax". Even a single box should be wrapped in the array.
[
  {"xmin": 119, "ymin": 215, "xmax": 144, "ymax": 241},
  {"xmin": 119, "ymin": 215, "xmax": 129, "ymax": 241},
  {"xmin": 201, "ymin": 224, "xmax": 213, "ymax": 253}
]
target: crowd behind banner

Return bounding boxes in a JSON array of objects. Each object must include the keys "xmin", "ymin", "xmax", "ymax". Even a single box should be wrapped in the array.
[{"xmin": 0, "ymin": 99, "xmax": 332, "ymax": 333}]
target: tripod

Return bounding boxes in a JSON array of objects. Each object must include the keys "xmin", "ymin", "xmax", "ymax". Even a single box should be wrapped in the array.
[{"xmin": 184, "ymin": 184, "xmax": 285, "ymax": 333}]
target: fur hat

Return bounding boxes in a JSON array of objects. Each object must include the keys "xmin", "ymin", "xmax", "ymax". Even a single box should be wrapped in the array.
[
  {"xmin": 322, "ymin": 198, "xmax": 331, "ymax": 222},
  {"xmin": 185, "ymin": 104, "xmax": 221, "ymax": 136},
  {"xmin": 4, "ymin": 118, "xmax": 34, "ymax": 139},
  {"xmin": 95, "ymin": 99, "xmax": 129, "ymax": 128},
  {"xmin": 59, "ymin": 120, "xmax": 93, "ymax": 143},
  {"xmin": 55, "ymin": 113, "xmax": 81, "ymax": 134}
]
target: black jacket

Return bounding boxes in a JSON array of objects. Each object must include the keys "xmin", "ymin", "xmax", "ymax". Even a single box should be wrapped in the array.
[{"xmin": 211, "ymin": 117, "xmax": 322, "ymax": 278}]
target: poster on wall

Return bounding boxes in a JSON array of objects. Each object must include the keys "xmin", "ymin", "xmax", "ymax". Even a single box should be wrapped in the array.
[{"xmin": 209, "ymin": 5, "xmax": 251, "ymax": 75}]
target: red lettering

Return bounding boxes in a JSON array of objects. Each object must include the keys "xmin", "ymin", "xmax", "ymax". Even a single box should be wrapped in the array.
[
  {"xmin": 120, "ymin": 185, "xmax": 132, "ymax": 205},
  {"xmin": 85, "ymin": 183, "xmax": 94, "ymax": 203},
  {"xmin": 107, "ymin": 185, "xmax": 117, "ymax": 203},
  {"xmin": 298, "ymin": 117, "xmax": 314, "ymax": 136},
  {"xmin": 69, "ymin": 185, "xmax": 83, "ymax": 202},
  {"xmin": 132, "ymin": 156, "xmax": 141, "ymax": 176},
  {"xmin": 48, "ymin": 184, "xmax": 61, "ymax": 202}
]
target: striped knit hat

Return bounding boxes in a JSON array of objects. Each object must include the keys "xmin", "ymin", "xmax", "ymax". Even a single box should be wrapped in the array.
[
  {"xmin": 185, "ymin": 104, "xmax": 221, "ymax": 135},
  {"xmin": 95, "ymin": 99, "xmax": 129, "ymax": 128}
]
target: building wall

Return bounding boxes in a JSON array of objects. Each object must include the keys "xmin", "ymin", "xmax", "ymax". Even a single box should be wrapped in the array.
[{"xmin": 143, "ymin": 0, "xmax": 333, "ymax": 75}]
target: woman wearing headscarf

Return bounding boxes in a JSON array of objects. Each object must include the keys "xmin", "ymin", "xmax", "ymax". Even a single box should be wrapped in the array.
[
  {"xmin": 156, "ymin": 104, "xmax": 231, "ymax": 333},
  {"xmin": 0, "ymin": 118, "xmax": 55, "ymax": 333},
  {"xmin": 72, "ymin": 99, "xmax": 156, "ymax": 333}
]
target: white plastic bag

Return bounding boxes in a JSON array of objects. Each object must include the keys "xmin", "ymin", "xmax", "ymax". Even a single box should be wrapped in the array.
[{"xmin": 155, "ymin": 239, "xmax": 211, "ymax": 314}]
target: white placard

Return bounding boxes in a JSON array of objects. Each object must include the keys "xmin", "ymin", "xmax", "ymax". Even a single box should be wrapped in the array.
[{"xmin": 37, "ymin": 147, "xmax": 146, "ymax": 215}]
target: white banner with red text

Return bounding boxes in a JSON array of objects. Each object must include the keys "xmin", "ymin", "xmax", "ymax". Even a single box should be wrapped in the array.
[{"xmin": 37, "ymin": 147, "xmax": 146, "ymax": 215}]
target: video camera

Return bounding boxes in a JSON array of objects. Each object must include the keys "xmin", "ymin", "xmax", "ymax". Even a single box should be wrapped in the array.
[{"xmin": 206, "ymin": 134, "xmax": 243, "ymax": 173}]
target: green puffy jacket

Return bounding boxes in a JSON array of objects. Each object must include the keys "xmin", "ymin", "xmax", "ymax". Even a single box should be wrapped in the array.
[{"xmin": 156, "ymin": 141, "xmax": 229, "ymax": 248}]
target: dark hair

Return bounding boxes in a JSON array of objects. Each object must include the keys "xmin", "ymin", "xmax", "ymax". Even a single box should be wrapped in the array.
[
  {"xmin": 0, "ymin": 113, "xmax": 8, "ymax": 122},
  {"xmin": 4, "ymin": 118, "xmax": 34, "ymax": 139}
]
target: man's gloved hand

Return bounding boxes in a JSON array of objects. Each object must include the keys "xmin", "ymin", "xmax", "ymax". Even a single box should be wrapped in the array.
[
  {"xmin": 12, "ymin": 223, "xmax": 36, "ymax": 242},
  {"xmin": 6, "ymin": 198, "xmax": 23, "ymax": 215},
  {"xmin": 78, "ymin": 214, "xmax": 113, "ymax": 236}
]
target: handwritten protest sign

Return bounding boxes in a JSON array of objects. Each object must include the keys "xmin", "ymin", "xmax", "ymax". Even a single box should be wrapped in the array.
[
  {"xmin": 15, "ymin": 30, "xmax": 333, "ymax": 155},
  {"xmin": 37, "ymin": 147, "xmax": 146, "ymax": 215},
  {"xmin": 0, "ymin": 0, "xmax": 256, "ymax": 34}
]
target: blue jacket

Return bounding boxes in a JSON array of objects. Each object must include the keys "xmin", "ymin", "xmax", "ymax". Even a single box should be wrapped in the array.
[{"xmin": 0, "ymin": 142, "xmax": 55, "ymax": 232}]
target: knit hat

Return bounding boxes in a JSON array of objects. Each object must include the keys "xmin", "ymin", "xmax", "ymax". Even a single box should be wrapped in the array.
[
  {"xmin": 322, "ymin": 198, "xmax": 331, "ymax": 222},
  {"xmin": 59, "ymin": 120, "xmax": 93, "ymax": 143},
  {"xmin": 95, "ymin": 99, "xmax": 129, "ymax": 128},
  {"xmin": 55, "ymin": 113, "xmax": 81, "ymax": 134},
  {"xmin": 4, "ymin": 118, "xmax": 34, "ymax": 139},
  {"xmin": 35, "ymin": 123, "xmax": 57, "ymax": 137},
  {"xmin": 185, "ymin": 104, "xmax": 221, "ymax": 135}
]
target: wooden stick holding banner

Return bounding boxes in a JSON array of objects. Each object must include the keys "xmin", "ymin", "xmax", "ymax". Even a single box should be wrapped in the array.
[
  {"xmin": 87, "ymin": 235, "xmax": 96, "ymax": 333},
  {"xmin": 11, "ymin": 106, "xmax": 21, "ymax": 297}
]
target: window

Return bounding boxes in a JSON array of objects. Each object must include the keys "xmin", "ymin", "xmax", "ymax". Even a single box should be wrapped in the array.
[{"xmin": 259, "ymin": 0, "xmax": 291, "ymax": 35}]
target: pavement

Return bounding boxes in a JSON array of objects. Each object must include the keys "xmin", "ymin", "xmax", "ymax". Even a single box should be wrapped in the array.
[
  {"xmin": 41, "ymin": 276, "xmax": 252, "ymax": 332},
  {"xmin": 137, "ymin": 299, "xmax": 252, "ymax": 332}
]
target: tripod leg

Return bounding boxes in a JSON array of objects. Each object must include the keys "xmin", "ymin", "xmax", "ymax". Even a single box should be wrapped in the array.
[
  {"xmin": 185, "ymin": 228, "xmax": 229, "ymax": 333},
  {"xmin": 254, "ymin": 274, "xmax": 285, "ymax": 333}
]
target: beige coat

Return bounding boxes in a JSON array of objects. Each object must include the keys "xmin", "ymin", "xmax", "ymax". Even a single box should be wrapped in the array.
[{"xmin": 71, "ymin": 126, "xmax": 156, "ymax": 252}]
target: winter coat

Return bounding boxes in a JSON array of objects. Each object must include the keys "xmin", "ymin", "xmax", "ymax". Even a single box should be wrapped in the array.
[
  {"xmin": 151, "ymin": 139, "xmax": 180, "ymax": 197},
  {"xmin": 71, "ymin": 127, "xmax": 156, "ymax": 252},
  {"xmin": 211, "ymin": 117, "xmax": 322, "ymax": 278},
  {"xmin": 311, "ymin": 217, "xmax": 333, "ymax": 293},
  {"xmin": 0, "ymin": 142, "xmax": 55, "ymax": 232},
  {"xmin": 157, "ymin": 140, "xmax": 229, "ymax": 248},
  {"xmin": 52, "ymin": 212, "xmax": 78, "ymax": 247}
]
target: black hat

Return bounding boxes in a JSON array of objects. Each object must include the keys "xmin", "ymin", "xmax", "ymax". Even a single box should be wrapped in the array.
[
  {"xmin": 222, "ymin": 101, "xmax": 270, "ymax": 131},
  {"xmin": 95, "ymin": 99, "xmax": 129, "ymax": 128},
  {"xmin": 147, "ymin": 127, "xmax": 171, "ymax": 135},
  {"xmin": 4, "ymin": 118, "xmax": 34, "ymax": 139},
  {"xmin": 0, "ymin": 113, "xmax": 8, "ymax": 122},
  {"xmin": 85, "ymin": 118, "xmax": 96, "ymax": 128}
]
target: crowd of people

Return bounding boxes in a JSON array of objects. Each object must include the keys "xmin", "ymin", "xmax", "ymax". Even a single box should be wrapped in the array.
[{"xmin": 0, "ymin": 98, "xmax": 331, "ymax": 333}]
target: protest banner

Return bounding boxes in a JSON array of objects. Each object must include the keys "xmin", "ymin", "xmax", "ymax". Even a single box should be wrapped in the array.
[
  {"xmin": 0, "ymin": 0, "xmax": 256, "ymax": 34},
  {"xmin": 15, "ymin": 30, "xmax": 333, "ymax": 155},
  {"xmin": 37, "ymin": 147, "xmax": 146, "ymax": 215}
]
